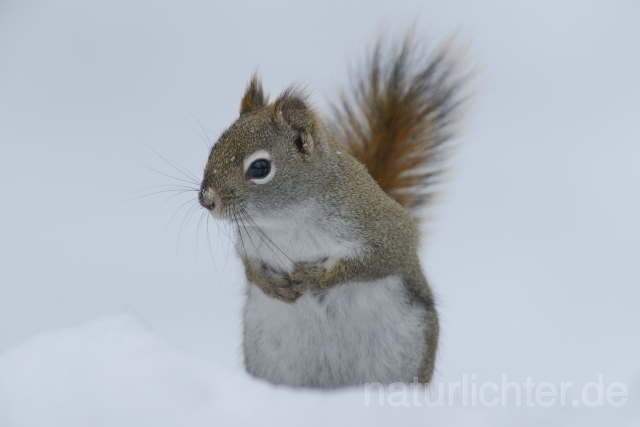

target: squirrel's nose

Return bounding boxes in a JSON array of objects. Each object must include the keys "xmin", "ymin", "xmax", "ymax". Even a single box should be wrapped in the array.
[{"xmin": 199, "ymin": 188, "xmax": 215, "ymax": 210}]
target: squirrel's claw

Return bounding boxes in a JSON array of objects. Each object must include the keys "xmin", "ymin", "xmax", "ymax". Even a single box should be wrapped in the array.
[
  {"xmin": 254, "ymin": 273, "xmax": 302, "ymax": 304},
  {"xmin": 292, "ymin": 262, "xmax": 329, "ymax": 290}
]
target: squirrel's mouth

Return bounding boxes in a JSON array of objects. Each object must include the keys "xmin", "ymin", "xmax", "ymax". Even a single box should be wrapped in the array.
[
  {"xmin": 199, "ymin": 187, "xmax": 231, "ymax": 221},
  {"xmin": 205, "ymin": 200, "xmax": 243, "ymax": 222},
  {"xmin": 198, "ymin": 187, "xmax": 216, "ymax": 210}
]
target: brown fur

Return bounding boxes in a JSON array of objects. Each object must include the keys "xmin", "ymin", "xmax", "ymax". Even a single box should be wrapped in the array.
[
  {"xmin": 332, "ymin": 32, "xmax": 465, "ymax": 218},
  {"xmin": 240, "ymin": 73, "xmax": 267, "ymax": 115}
]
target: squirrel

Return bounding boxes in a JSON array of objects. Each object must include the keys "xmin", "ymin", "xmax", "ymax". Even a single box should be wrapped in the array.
[{"xmin": 198, "ymin": 32, "xmax": 464, "ymax": 388}]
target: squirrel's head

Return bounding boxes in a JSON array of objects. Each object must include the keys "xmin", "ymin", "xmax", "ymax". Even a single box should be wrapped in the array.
[{"xmin": 199, "ymin": 75, "xmax": 332, "ymax": 222}]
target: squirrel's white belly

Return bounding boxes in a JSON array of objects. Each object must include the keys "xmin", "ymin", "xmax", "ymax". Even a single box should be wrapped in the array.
[{"xmin": 242, "ymin": 275, "xmax": 428, "ymax": 387}]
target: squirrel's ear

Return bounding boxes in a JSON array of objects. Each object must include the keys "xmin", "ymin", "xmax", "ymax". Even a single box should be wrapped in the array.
[
  {"xmin": 274, "ymin": 91, "xmax": 317, "ymax": 154},
  {"xmin": 273, "ymin": 86, "xmax": 317, "ymax": 154},
  {"xmin": 240, "ymin": 74, "xmax": 266, "ymax": 115},
  {"xmin": 274, "ymin": 88, "xmax": 315, "ymax": 127}
]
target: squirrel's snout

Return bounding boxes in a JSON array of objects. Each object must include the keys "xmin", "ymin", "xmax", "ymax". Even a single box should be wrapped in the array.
[{"xmin": 199, "ymin": 188, "xmax": 216, "ymax": 211}]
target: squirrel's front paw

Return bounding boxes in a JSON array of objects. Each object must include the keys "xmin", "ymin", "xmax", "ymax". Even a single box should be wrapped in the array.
[
  {"xmin": 249, "ymin": 268, "xmax": 303, "ymax": 304},
  {"xmin": 292, "ymin": 262, "xmax": 330, "ymax": 291}
]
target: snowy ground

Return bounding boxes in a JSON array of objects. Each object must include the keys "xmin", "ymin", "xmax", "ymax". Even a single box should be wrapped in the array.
[
  {"xmin": 1, "ymin": 312, "xmax": 638, "ymax": 427},
  {"xmin": 1, "ymin": 1, "xmax": 639, "ymax": 425}
]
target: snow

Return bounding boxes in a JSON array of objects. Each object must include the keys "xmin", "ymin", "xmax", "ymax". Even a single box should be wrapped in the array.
[
  {"xmin": 0, "ymin": 313, "xmax": 638, "ymax": 426},
  {"xmin": 0, "ymin": 313, "xmax": 297, "ymax": 426},
  {"xmin": 1, "ymin": 0, "xmax": 639, "ymax": 425}
]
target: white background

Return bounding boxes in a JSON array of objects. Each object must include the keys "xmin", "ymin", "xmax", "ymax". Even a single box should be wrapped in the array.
[{"xmin": 1, "ymin": 0, "xmax": 638, "ymax": 425}]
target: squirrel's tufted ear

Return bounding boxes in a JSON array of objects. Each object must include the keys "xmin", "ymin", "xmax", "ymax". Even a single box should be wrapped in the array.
[
  {"xmin": 274, "ymin": 90, "xmax": 317, "ymax": 154},
  {"xmin": 240, "ymin": 74, "xmax": 266, "ymax": 115},
  {"xmin": 273, "ymin": 89, "xmax": 315, "ymax": 132},
  {"xmin": 274, "ymin": 88, "xmax": 316, "ymax": 154}
]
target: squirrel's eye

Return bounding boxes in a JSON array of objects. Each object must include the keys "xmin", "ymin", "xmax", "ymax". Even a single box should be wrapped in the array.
[{"xmin": 247, "ymin": 159, "xmax": 271, "ymax": 179}]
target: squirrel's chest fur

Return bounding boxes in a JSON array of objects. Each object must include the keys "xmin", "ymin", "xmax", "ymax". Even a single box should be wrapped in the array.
[
  {"xmin": 237, "ymin": 203, "xmax": 429, "ymax": 387},
  {"xmin": 236, "ymin": 201, "xmax": 364, "ymax": 273}
]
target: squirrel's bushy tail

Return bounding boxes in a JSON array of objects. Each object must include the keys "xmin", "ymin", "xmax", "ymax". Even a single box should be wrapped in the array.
[{"xmin": 333, "ymin": 32, "xmax": 466, "ymax": 219}]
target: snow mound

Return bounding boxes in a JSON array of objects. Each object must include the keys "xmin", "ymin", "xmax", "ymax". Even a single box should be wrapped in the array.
[
  {"xmin": 0, "ymin": 313, "xmax": 274, "ymax": 426},
  {"xmin": 0, "ymin": 313, "xmax": 637, "ymax": 427}
]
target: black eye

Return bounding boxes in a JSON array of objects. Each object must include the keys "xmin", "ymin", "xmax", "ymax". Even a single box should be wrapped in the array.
[{"xmin": 247, "ymin": 159, "xmax": 271, "ymax": 179}]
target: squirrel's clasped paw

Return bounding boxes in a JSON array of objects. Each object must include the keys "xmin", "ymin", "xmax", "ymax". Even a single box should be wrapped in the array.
[
  {"xmin": 292, "ymin": 262, "xmax": 330, "ymax": 291},
  {"xmin": 253, "ymin": 270, "xmax": 303, "ymax": 304},
  {"xmin": 249, "ymin": 261, "xmax": 332, "ymax": 303}
]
